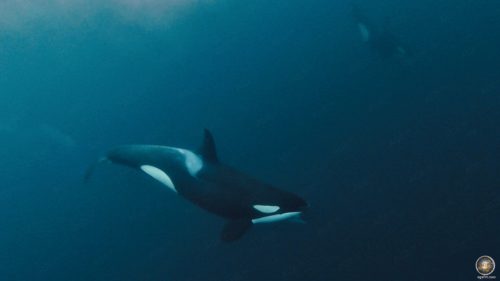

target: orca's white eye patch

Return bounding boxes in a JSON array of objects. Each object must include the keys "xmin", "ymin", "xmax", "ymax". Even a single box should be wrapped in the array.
[
  {"xmin": 253, "ymin": 205, "xmax": 280, "ymax": 214},
  {"xmin": 140, "ymin": 165, "xmax": 177, "ymax": 193}
]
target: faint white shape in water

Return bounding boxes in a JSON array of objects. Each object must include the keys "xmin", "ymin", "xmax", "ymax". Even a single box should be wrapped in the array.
[
  {"xmin": 357, "ymin": 23, "xmax": 370, "ymax": 42},
  {"xmin": 38, "ymin": 123, "xmax": 77, "ymax": 148}
]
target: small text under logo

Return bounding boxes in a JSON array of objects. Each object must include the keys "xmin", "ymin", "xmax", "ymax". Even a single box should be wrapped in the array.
[{"xmin": 477, "ymin": 255, "xmax": 496, "ymax": 279}]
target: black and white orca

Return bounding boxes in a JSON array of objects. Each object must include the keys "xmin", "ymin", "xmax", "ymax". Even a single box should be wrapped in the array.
[
  {"xmin": 352, "ymin": 3, "xmax": 409, "ymax": 59},
  {"xmin": 85, "ymin": 129, "xmax": 308, "ymax": 242}
]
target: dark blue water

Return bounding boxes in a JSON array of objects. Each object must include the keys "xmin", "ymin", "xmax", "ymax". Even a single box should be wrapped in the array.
[{"xmin": 0, "ymin": 0, "xmax": 499, "ymax": 280}]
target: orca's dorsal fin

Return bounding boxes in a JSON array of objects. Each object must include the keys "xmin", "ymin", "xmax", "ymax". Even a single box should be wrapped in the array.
[{"xmin": 199, "ymin": 129, "xmax": 218, "ymax": 162}]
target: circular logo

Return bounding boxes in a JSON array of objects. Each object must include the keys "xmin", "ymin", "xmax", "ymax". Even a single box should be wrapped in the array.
[{"xmin": 476, "ymin": 256, "xmax": 496, "ymax": 276}]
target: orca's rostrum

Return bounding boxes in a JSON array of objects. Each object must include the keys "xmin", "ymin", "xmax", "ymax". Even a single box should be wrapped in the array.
[{"xmin": 85, "ymin": 129, "xmax": 308, "ymax": 241}]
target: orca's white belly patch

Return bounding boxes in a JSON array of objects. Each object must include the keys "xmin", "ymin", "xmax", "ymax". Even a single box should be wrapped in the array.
[
  {"xmin": 252, "ymin": 211, "xmax": 301, "ymax": 224},
  {"xmin": 140, "ymin": 165, "xmax": 177, "ymax": 193}
]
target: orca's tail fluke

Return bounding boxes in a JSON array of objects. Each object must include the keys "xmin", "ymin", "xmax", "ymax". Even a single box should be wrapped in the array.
[{"xmin": 84, "ymin": 157, "xmax": 108, "ymax": 184}]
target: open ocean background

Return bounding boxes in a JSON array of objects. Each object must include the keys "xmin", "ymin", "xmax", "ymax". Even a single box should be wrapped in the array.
[{"xmin": 0, "ymin": 0, "xmax": 499, "ymax": 280}]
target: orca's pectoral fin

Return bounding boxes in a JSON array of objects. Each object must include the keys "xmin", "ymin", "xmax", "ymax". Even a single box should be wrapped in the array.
[
  {"xmin": 83, "ymin": 157, "xmax": 108, "ymax": 184},
  {"xmin": 221, "ymin": 219, "xmax": 252, "ymax": 242}
]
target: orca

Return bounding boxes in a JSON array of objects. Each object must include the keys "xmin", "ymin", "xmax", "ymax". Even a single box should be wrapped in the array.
[
  {"xmin": 352, "ymin": 3, "xmax": 409, "ymax": 59},
  {"xmin": 85, "ymin": 129, "xmax": 308, "ymax": 242}
]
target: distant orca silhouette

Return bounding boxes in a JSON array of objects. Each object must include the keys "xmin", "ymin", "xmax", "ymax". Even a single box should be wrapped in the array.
[
  {"xmin": 85, "ymin": 129, "xmax": 308, "ymax": 241},
  {"xmin": 352, "ymin": 3, "xmax": 409, "ymax": 58}
]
